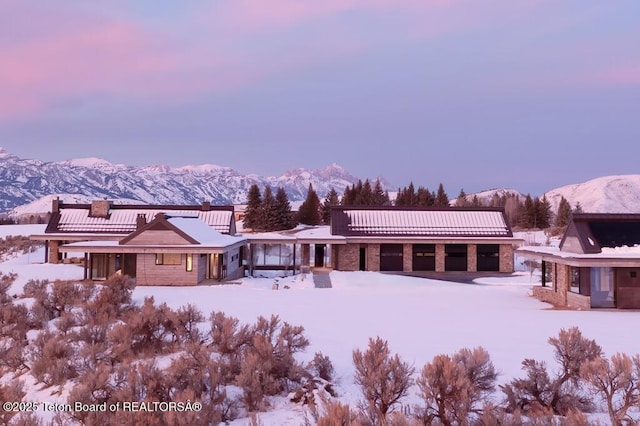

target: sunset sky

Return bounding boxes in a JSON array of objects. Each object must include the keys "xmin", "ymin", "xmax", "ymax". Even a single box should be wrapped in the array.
[{"xmin": 1, "ymin": 1, "xmax": 639, "ymax": 195}]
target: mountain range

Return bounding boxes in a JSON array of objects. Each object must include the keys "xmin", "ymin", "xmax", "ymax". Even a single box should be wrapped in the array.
[
  {"xmin": 0, "ymin": 148, "xmax": 368, "ymax": 214},
  {"xmin": 2, "ymin": 148, "xmax": 640, "ymax": 217}
]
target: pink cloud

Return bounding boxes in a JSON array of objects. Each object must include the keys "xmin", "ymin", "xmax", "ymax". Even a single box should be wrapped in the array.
[{"xmin": 0, "ymin": 6, "xmax": 261, "ymax": 120}]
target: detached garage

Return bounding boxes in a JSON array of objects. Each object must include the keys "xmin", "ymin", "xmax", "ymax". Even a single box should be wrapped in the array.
[{"xmin": 330, "ymin": 206, "xmax": 521, "ymax": 274}]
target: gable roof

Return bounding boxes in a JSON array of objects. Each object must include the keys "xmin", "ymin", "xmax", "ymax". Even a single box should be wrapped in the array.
[
  {"xmin": 45, "ymin": 201, "xmax": 236, "ymax": 235},
  {"xmin": 330, "ymin": 206, "xmax": 512, "ymax": 238},
  {"xmin": 560, "ymin": 213, "xmax": 640, "ymax": 254},
  {"xmin": 120, "ymin": 213, "xmax": 245, "ymax": 247}
]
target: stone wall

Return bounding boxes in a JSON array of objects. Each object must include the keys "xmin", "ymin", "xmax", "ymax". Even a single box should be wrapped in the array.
[
  {"xmin": 435, "ymin": 244, "xmax": 445, "ymax": 272},
  {"xmin": 403, "ymin": 244, "xmax": 412, "ymax": 272},
  {"xmin": 336, "ymin": 244, "xmax": 359, "ymax": 271},
  {"xmin": 499, "ymin": 244, "xmax": 514, "ymax": 273},
  {"xmin": 49, "ymin": 240, "xmax": 60, "ymax": 264},
  {"xmin": 367, "ymin": 244, "xmax": 380, "ymax": 272},
  {"xmin": 567, "ymin": 292, "xmax": 591, "ymax": 310},
  {"xmin": 532, "ymin": 262, "xmax": 570, "ymax": 307},
  {"xmin": 467, "ymin": 244, "xmax": 477, "ymax": 272}
]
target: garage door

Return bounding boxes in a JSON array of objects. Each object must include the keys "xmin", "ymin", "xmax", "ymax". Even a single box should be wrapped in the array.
[
  {"xmin": 412, "ymin": 244, "xmax": 435, "ymax": 271},
  {"xmin": 477, "ymin": 244, "xmax": 500, "ymax": 272},
  {"xmin": 445, "ymin": 244, "xmax": 467, "ymax": 271},
  {"xmin": 380, "ymin": 244, "xmax": 403, "ymax": 271}
]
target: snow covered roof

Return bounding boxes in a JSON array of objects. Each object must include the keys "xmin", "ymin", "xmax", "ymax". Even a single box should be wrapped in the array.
[
  {"xmin": 331, "ymin": 207, "xmax": 512, "ymax": 238},
  {"xmin": 166, "ymin": 216, "xmax": 243, "ymax": 246},
  {"xmin": 46, "ymin": 202, "xmax": 235, "ymax": 234},
  {"xmin": 517, "ymin": 245, "xmax": 640, "ymax": 267}
]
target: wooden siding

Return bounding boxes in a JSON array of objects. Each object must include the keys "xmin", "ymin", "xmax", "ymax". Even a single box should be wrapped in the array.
[
  {"xmin": 135, "ymin": 253, "xmax": 198, "ymax": 286},
  {"xmin": 124, "ymin": 230, "xmax": 191, "ymax": 246}
]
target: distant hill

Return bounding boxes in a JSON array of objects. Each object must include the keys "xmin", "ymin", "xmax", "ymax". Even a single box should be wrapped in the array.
[{"xmin": 544, "ymin": 175, "xmax": 640, "ymax": 214}]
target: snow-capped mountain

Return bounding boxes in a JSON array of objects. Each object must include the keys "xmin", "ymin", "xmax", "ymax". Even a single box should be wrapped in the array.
[
  {"xmin": 0, "ymin": 148, "xmax": 366, "ymax": 213},
  {"xmin": 544, "ymin": 175, "xmax": 640, "ymax": 213}
]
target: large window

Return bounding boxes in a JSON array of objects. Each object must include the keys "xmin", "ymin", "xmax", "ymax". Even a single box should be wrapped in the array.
[
  {"xmin": 155, "ymin": 253, "xmax": 182, "ymax": 265},
  {"xmin": 590, "ymin": 267, "xmax": 615, "ymax": 308},
  {"xmin": 186, "ymin": 254, "xmax": 193, "ymax": 272}
]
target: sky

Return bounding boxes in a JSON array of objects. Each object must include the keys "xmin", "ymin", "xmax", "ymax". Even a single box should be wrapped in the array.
[{"xmin": 0, "ymin": 1, "xmax": 639, "ymax": 196}]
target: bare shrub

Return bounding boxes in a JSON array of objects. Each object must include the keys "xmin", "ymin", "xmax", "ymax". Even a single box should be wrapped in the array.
[
  {"xmin": 49, "ymin": 280, "xmax": 80, "ymax": 317},
  {"xmin": 0, "ymin": 303, "xmax": 30, "ymax": 371},
  {"xmin": 502, "ymin": 327, "xmax": 601, "ymax": 416},
  {"xmin": 29, "ymin": 331, "xmax": 78, "ymax": 387},
  {"xmin": 85, "ymin": 275, "xmax": 135, "ymax": 321},
  {"xmin": 309, "ymin": 351, "xmax": 335, "ymax": 382},
  {"xmin": 210, "ymin": 311, "xmax": 253, "ymax": 380},
  {"xmin": 0, "ymin": 272, "xmax": 17, "ymax": 303},
  {"xmin": 22, "ymin": 278, "xmax": 48, "ymax": 299},
  {"xmin": 109, "ymin": 297, "xmax": 179, "ymax": 359},
  {"xmin": 236, "ymin": 336, "xmax": 281, "ymax": 411},
  {"xmin": 580, "ymin": 352, "xmax": 640, "ymax": 425},
  {"xmin": 175, "ymin": 303, "xmax": 205, "ymax": 344},
  {"xmin": 316, "ymin": 399, "xmax": 357, "ymax": 426},
  {"xmin": 352, "ymin": 337, "xmax": 415, "ymax": 424},
  {"xmin": 0, "ymin": 380, "xmax": 25, "ymax": 425},
  {"xmin": 417, "ymin": 346, "xmax": 498, "ymax": 425}
]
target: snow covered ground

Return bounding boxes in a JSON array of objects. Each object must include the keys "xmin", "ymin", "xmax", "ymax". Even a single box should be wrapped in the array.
[{"xmin": 2, "ymin": 225, "xmax": 640, "ymax": 424}]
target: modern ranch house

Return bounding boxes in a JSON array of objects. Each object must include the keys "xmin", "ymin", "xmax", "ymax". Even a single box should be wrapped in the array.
[
  {"xmin": 518, "ymin": 213, "xmax": 640, "ymax": 309},
  {"xmin": 32, "ymin": 200, "xmax": 522, "ymax": 285}
]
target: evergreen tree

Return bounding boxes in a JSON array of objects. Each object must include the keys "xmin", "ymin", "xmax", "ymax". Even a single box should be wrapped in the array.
[
  {"xmin": 416, "ymin": 186, "xmax": 435, "ymax": 206},
  {"xmin": 455, "ymin": 189, "xmax": 469, "ymax": 207},
  {"xmin": 372, "ymin": 179, "xmax": 389, "ymax": 206},
  {"xmin": 321, "ymin": 187, "xmax": 340, "ymax": 225},
  {"xmin": 298, "ymin": 184, "xmax": 321, "ymax": 225},
  {"xmin": 244, "ymin": 184, "xmax": 262, "ymax": 230},
  {"xmin": 471, "ymin": 194, "xmax": 483, "ymax": 207},
  {"xmin": 537, "ymin": 195, "xmax": 552, "ymax": 229},
  {"xmin": 574, "ymin": 202, "xmax": 584, "ymax": 213},
  {"xmin": 261, "ymin": 186, "xmax": 277, "ymax": 231},
  {"xmin": 394, "ymin": 187, "xmax": 404, "ymax": 206},
  {"xmin": 555, "ymin": 196, "xmax": 572, "ymax": 227},
  {"xmin": 273, "ymin": 187, "xmax": 295, "ymax": 230},
  {"xmin": 520, "ymin": 194, "xmax": 534, "ymax": 228},
  {"xmin": 435, "ymin": 183, "xmax": 449, "ymax": 207},
  {"xmin": 341, "ymin": 184, "xmax": 356, "ymax": 205}
]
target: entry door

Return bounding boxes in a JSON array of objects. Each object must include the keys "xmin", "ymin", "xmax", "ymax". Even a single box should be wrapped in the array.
[
  {"xmin": 359, "ymin": 247, "xmax": 366, "ymax": 271},
  {"xmin": 315, "ymin": 244, "xmax": 325, "ymax": 267}
]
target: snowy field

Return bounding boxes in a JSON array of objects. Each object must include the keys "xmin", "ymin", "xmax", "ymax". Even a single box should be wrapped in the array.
[{"xmin": 2, "ymin": 225, "xmax": 640, "ymax": 424}]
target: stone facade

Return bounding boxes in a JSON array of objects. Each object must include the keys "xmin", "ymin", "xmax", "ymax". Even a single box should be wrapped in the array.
[
  {"xmin": 532, "ymin": 262, "xmax": 571, "ymax": 307},
  {"xmin": 435, "ymin": 244, "xmax": 445, "ymax": 272},
  {"xmin": 49, "ymin": 240, "xmax": 60, "ymax": 264},
  {"xmin": 335, "ymin": 244, "xmax": 360, "ymax": 271},
  {"xmin": 367, "ymin": 244, "xmax": 380, "ymax": 272},
  {"xmin": 499, "ymin": 244, "xmax": 514, "ymax": 273},
  {"xmin": 467, "ymin": 244, "xmax": 477, "ymax": 272},
  {"xmin": 90, "ymin": 200, "xmax": 111, "ymax": 218},
  {"xmin": 403, "ymin": 244, "xmax": 412, "ymax": 272}
]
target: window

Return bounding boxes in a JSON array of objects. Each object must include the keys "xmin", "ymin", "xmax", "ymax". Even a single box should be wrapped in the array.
[
  {"xmin": 570, "ymin": 267, "xmax": 580, "ymax": 293},
  {"xmin": 155, "ymin": 253, "xmax": 181, "ymax": 265},
  {"xmin": 186, "ymin": 254, "xmax": 193, "ymax": 272}
]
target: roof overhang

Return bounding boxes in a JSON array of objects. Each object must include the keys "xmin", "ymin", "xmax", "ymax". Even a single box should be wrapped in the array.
[
  {"xmin": 517, "ymin": 246, "xmax": 640, "ymax": 268},
  {"xmin": 59, "ymin": 239, "xmax": 246, "ymax": 254},
  {"xmin": 30, "ymin": 233, "xmax": 126, "ymax": 242}
]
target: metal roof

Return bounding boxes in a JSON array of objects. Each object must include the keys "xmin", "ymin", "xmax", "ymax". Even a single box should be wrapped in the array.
[
  {"xmin": 331, "ymin": 207, "xmax": 512, "ymax": 237},
  {"xmin": 53, "ymin": 208, "xmax": 234, "ymax": 234}
]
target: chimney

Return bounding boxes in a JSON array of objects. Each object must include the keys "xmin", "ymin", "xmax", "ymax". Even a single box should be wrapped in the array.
[
  {"xmin": 52, "ymin": 197, "xmax": 60, "ymax": 214},
  {"xmin": 89, "ymin": 199, "xmax": 111, "ymax": 218},
  {"xmin": 202, "ymin": 201, "xmax": 211, "ymax": 211},
  {"xmin": 136, "ymin": 214, "xmax": 147, "ymax": 230}
]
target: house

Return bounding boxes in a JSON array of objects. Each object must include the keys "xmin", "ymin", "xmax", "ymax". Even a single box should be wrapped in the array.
[
  {"xmin": 517, "ymin": 213, "xmax": 640, "ymax": 309},
  {"xmin": 244, "ymin": 206, "xmax": 522, "ymax": 275},
  {"xmin": 30, "ymin": 199, "xmax": 246, "ymax": 284},
  {"xmin": 329, "ymin": 206, "xmax": 520, "ymax": 273}
]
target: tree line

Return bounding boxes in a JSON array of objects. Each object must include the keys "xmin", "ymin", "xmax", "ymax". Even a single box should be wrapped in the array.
[{"xmin": 242, "ymin": 180, "xmax": 582, "ymax": 232}]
